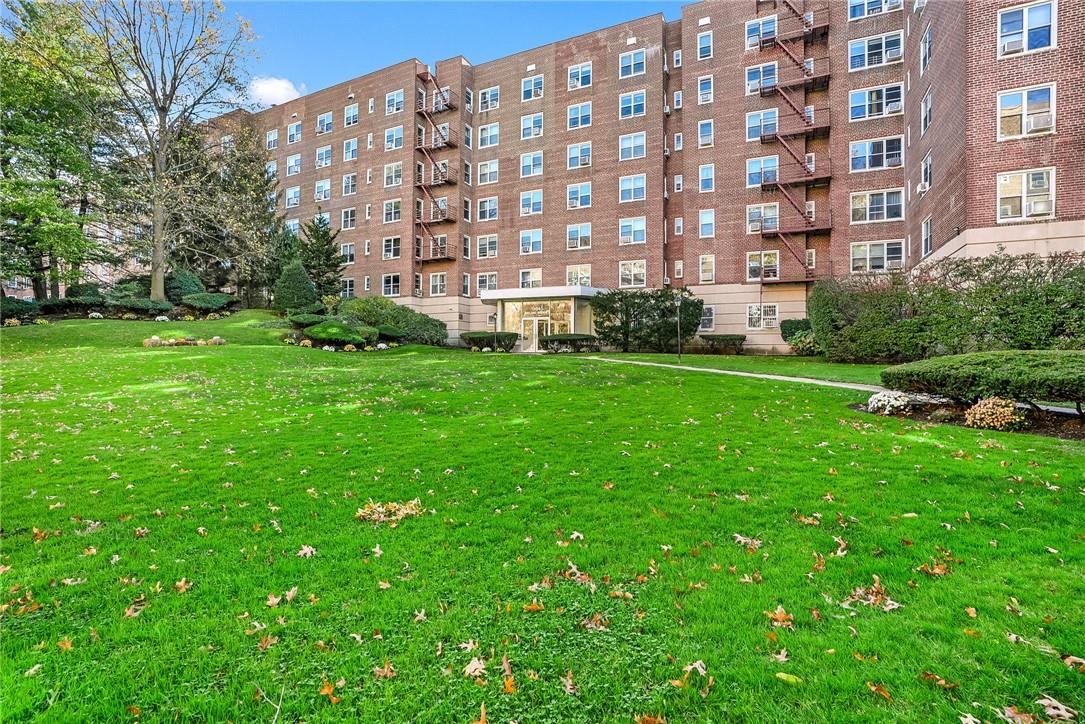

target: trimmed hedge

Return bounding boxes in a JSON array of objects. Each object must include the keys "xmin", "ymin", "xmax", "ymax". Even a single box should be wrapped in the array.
[
  {"xmin": 107, "ymin": 297, "xmax": 174, "ymax": 314},
  {"xmin": 780, "ymin": 318, "xmax": 811, "ymax": 341},
  {"xmin": 40, "ymin": 296, "xmax": 102, "ymax": 315},
  {"xmin": 461, "ymin": 331, "xmax": 518, "ymax": 352},
  {"xmin": 538, "ymin": 333, "xmax": 599, "ymax": 352},
  {"xmin": 338, "ymin": 297, "xmax": 447, "ymax": 345},
  {"xmin": 881, "ymin": 351, "xmax": 1085, "ymax": 407},
  {"xmin": 66, "ymin": 282, "xmax": 102, "ymax": 298},
  {"xmin": 288, "ymin": 313, "xmax": 326, "ymax": 328},
  {"xmin": 181, "ymin": 292, "xmax": 237, "ymax": 311},
  {"xmin": 0, "ymin": 296, "xmax": 38, "ymax": 320},
  {"xmin": 376, "ymin": 324, "xmax": 406, "ymax": 341},
  {"xmin": 305, "ymin": 320, "xmax": 378, "ymax": 346},
  {"xmin": 700, "ymin": 334, "xmax": 746, "ymax": 354}
]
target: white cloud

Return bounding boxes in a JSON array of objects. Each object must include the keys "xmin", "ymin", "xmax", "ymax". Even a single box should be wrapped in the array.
[{"xmin": 248, "ymin": 76, "xmax": 305, "ymax": 107}]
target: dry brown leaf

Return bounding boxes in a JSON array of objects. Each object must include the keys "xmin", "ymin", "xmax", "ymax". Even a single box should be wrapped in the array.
[{"xmin": 867, "ymin": 681, "xmax": 893, "ymax": 703}]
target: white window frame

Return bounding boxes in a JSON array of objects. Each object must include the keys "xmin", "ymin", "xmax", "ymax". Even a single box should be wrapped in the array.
[
  {"xmin": 382, "ymin": 236, "xmax": 401, "ymax": 260},
  {"xmin": 698, "ymin": 209, "xmax": 715, "ymax": 238},
  {"xmin": 618, "ymin": 260, "xmax": 647, "ymax": 288},
  {"xmin": 996, "ymin": 83, "xmax": 1056, "ymax": 140},
  {"xmin": 567, "ymin": 182, "xmax": 591, "ymax": 210},
  {"xmin": 618, "ymin": 216, "xmax": 646, "ymax": 245},
  {"xmin": 746, "ymin": 303, "xmax": 779, "ymax": 330},
  {"xmin": 619, "ymin": 132, "xmax": 647, "ymax": 161},
  {"xmin": 521, "ymin": 74, "xmax": 544, "ymax": 102},
  {"xmin": 848, "ymin": 31, "xmax": 905, "ymax": 71},
  {"xmin": 477, "ymin": 234, "xmax": 498, "ymax": 258},
  {"xmin": 519, "ymin": 189, "xmax": 543, "ymax": 216},
  {"xmin": 477, "ymin": 197, "xmax": 498, "ymax": 221},
  {"xmin": 519, "ymin": 151, "xmax": 543, "ymax": 178},
  {"xmin": 619, "ymin": 90, "xmax": 646, "ymax": 119},
  {"xmin": 567, "ymin": 142, "xmax": 592, "ymax": 169},
  {"xmin": 265, "ymin": 129, "xmax": 278, "ymax": 150},
  {"xmin": 697, "ymin": 31, "xmax": 713, "ymax": 60},
  {"xmin": 619, "ymin": 174, "xmax": 646, "ymax": 203},
  {"xmin": 746, "ymin": 250, "xmax": 780, "ymax": 281},
  {"xmin": 619, "ymin": 48, "xmax": 646, "ymax": 79},
  {"xmin": 699, "ymin": 305, "xmax": 715, "ymax": 331},
  {"xmin": 566, "ymin": 263, "xmax": 592, "ymax": 287},
  {"xmin": 699, "ymin": 254, "xmax": 715, "ymax": 283},
  {"xmin": 382, "ymin": 273, "xmax": 400, "ymax": 298},
  {"xmin": 697, "ymin": 75, "xmax": 714, "ymax": 105},
  {"xmin": 568, "ymin": 61, "xmax": 592, "ymax": 90},
  {"xmin": 480, "ymin": 86, "xmax": 500, "ymax": 112},
  {"xmin": 848, "ymin": 83, "xmax": 904, "ymax": 122},
  {"xmin": 520, "ymin": 112, "xmax": 544, "ymax": 140},
  {"xmin": 849, "ymin": 240, "xmax": 904, "ymax": 272},
  {"xmin": 921, "ymin": 216, "xmax": 933, "ymax": 257},
  {"xmin": 997, "ymin": 167, "xmax": 1055, "ymax": 222},
  {"xmin": 849, "ymin": 136, "xmax": 904, "ymax": 173},
  {"xmin": 429, "ymin": 272, "xmax": 447, "ymax": 297},
  {"xmin": 849, "ymin": 189, "xmax": 905, "ymax": 224},
  {"xmin": 566, "ymin": 223, "xmax": 591, "ymax": 250},
  {"xmin": 519, "ymin": 229, "xmax": 542, "ymax": 255},
  {"xmin": 567, "ymin": 102, "xmax": 592, "ymax": 130},
  {"xmin": 997, "ymin": 0, "xmax": 1056, "ymax": 58},
  {"xmin": 847, "ymin": 0, "xmax": 903, "ymax": 21},
  {"xmin": 478, "ymin": 159, "xmax": 499, "ymax": 185}
]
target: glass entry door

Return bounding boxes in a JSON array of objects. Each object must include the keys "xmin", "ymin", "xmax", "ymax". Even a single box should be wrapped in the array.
[{"xmin": 521, "ymin": 318, "xmax": 550, "ymax": 352}]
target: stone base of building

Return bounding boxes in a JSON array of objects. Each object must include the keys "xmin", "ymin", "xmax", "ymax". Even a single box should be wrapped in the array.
[{"xmin": 920, "ymin": 220, "xmax": 1084, "ymax": 265}]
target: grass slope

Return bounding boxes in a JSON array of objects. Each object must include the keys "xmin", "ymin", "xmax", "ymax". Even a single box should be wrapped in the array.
[
  {"xmin": 1, "ymin": 317, "xmax": 1082, "ymax": 722},
  {"xmin": 600, "ymin": 352, "xmax": 887, "ymax": 385}
]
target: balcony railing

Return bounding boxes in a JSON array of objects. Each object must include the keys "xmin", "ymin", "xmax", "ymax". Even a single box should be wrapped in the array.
[
  {"xmin": 414, "ymin": 166, "xmax": 458, "ymax": 187},
  {"xmin": 415, "ymin": 128, "xmax": 460, "ymax": 151},
  {"xmin": 416, "ymin": 88, "xmax": 459, "ymax": 114}
]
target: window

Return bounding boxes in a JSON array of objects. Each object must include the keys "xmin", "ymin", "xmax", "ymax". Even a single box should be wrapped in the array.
[
  {"xmin": 848, "ymin": 31, "xmax": 904, "ymax": 70},
  {"xmin": 464, "ymin": 125, "xmax": 472, "ymax": 149},
  {"xmin": 567, "ymin": 142, "xmax": 591, "ymax": 169},
  {"xmin": 462, "ymin": 197, "xmax": 472, "ymax": 222},
  {"xmin": 364, "ymin": 240, "xmax": 372, "ymax": 256},
  {"xmin": 287, "ymin": 122, "xmax": 301, "ymax": 144},
  {"xmin": 414, "ymin": 273, "xmax": 423, "ymax": 296},
  {"xmin": 386, "ymin": 89, "xmax": 404, "ymax": 115},
  {"xmin": 367, "ymin": 133, "xmax": 374, "ymax": 150},
  {"xmin": 745, "ymin": 15, "xmax": 777, "ymax": 49},
  {"xmin": 674, "ymin": 175, "xmax": 684, "ymax": 192},
  {"xmin": 699, "ymin": 306, "xmax": 715, "ymax": 331},
  {"xmin": 480, "ymin": 86, "xmax": 500, "ymax": 111},
  {"xmin": 698, "ymin": 75, "xmax": 714, "ymax": 104},
  {"xmin": 850, "ymin": 240, "xmax": 904, "ymax": 272},
  {"xmin": 619, "ymin": 217, "xmax": 646, "ymax": 245},
  {"xmin": 382, "ymin": 236, "xmax": 401, "ymax": 259},
  {"xmin": 619, "ymin": 132, "xmax": 646, "ymax": 161},
  {"xmin": 746, "ymin": 109, "xmax": 778, "ymax": 141},
  {"xmin": 385, "ymin": 126, "xmax": 403, "ymax": 150},
  {"xmin": 520, "ymin": 229, "xmax": 542, "ymax": 255},
  {"xmin": 520, "ymin": 189, "xmax": 543, "ymax": 216},
  {"xmin": 368, "ymin": 98, "xmax": 375, "ymax": 114},
  {"xmin": 429, "ymin": 272, "xmax": 446, "ymax": 296},
  {"xmin": 520, "ymin": 151, "xmax": 543, "ymax": 178},
  {"xmin": 521, "ymin": 112, "xmax": 543, "ymax": 139},
  {"xmin": 674, "ymin": 90, "xmax": 683, "ymax": 109},
  {"xmin": 314, "ymin": 211, "xmax": 330, "ymax": 227},
  {"xmin": 266, "ymin": 129, "xmax": 278, "ymax": 150},
  {"xmin": 363, "ymin": 276, "xmax": 371, "ymax": 292},
  {"xmin": 343, "ymin": 173, "xmax": 357, "ymax": 195},
  {"xmin": 849, "ymin": 136, "xmax": 903, "ymax": 171},
  {"xmin": 849, "ymin": 84, "xmax": 904, "ymax": 120},
  {"xmin": 381, "ymin": 162, "xmax": 399, "ymax": 188},
  {"xmin": 265, "ymin": 160, "xmax": 277, "ymax": 178},
  {"xmin": 285, "ymin": 218, "xmax": 299, "ymax": 235},
  {"xmin": 566, "ymin": 264, "xmax": 592, "ymax": 286},
  {"xmin": 383, "ymin": 199, "xmax": 401, "ymax": 223},
  {"xmin": 997, "ymin": 168, "xmax": 1054, "ymax": 221},
  {"xmin": 478, "ymin": 273, "xmax": 497, "ymax": 292},
  {"xmin": 463, "ymin": 159, "xmax": 472, "ymax": 185},
  {"xmin": 699, "ymin": 209, "xmax": 715, "ymax": 238},
  {"xmin": 477, "ymin": 234, "xmax": 498, "ymax": 258},
  {"xmin": 569, "ymin": 61, "xmax": 592, "ymax": 89},
  {"xmin": 673, "ymin": 49, "xmax": 682, "ymax": 67},
  {"xmin": 287, "ymin": 154, "xmax": 301, "ymax": 176},
  {"xmin": 567, "ymin": 182, "xmax": 591, "ymax": 209},
  {"xmin": 341, "ymin": 209, "xmax": 356, "ymax": 231},
  {"xmin": 314, "ymin": 179, "xmax": 331, "ymax": 201},
  {"xmin": 698, "ymin": 119, "xmax": 714, "ymax": 147},
  {"xmin": 850, "ymin": 189, "xmax": 904, "ymax": 223},
  {"xmin": 745, "ymin": 156, "xmax": 778, "ymax": 187},
  {"xmin": 316, "ymin": 111, "xmax": 333, "ymax": 134},
  {"xmin": 340, "ymin": 278, "xmax": 354, "ymax": 298},
  {"xmin": 674, "ymin": 218, "xmax": 684, "ymax": 236},
  {"xmin": 567, "ymin": 102, "xmax": 592, "ymax": 129},
  {"xmin": 921, "ymin": 152, "xmax": 932, "ymax": 190},
  {"xmin": 920, "ymin": 87, "xmax": 932, "ymax": 133},
  {"xmin": 998, "ymin": 1, "xmax": 1055, "ymax": 56},
  {"xmin": 997, "ymin": 84, "xmax": 1055, "ymax": 139},
  {"xmin": 343, "ymin": 138, "xmax": 358, "ymax": 161},
  {"xmin": 746, "ymin": 203, "xmax": 779, "ymax": 233},
  {"xmin": 341, "ymin": 241, "xmax": 356, "ymax": 262},
  {"xmin": 697, "ymin": 31, "xmax": 713, "ymax": 60},
  {"xmin": 806, "ymin": 249, "xmax": 817, "ymax": 269},
  {"xmin": 674, "ymin": 133, "xmax": 683, "ymax": 150},
  {"xmin": 567, "ymin": 223, "xmax": 591, "ymax": 250},
  {"xmin": 285, "ymin": 186, "xmax": 300, "ymax": 208},
  {"xmin": 462, "ymin": 273, "xmax": 470, "ymax": 297},
  {"xmin": 619, "ymin": 260, "xmax": 646, "ymax": 288},
  {"xmin": 699, "ymin": 254, "xmax": 715, "ymax": 283},
  {"xmin": 745, "ymin": 62, "xmax": 777, "ymax": 94},
  {"xmin": 746, "ymin": 251, "xmax": 780, "ymax": 281},
  {"xmin": 382, "ymin": 273, "xmax": 400, "ymax": 297},
  {"xmin": 619, "ymin": 90, "xmax": 646, "ymax": 119},
  {"xmin": 345, "ymin": 102, "xmax": 359, "ymax": 126},
  {"xmin": 478, "ymin": 197, "xmax": 498, "ymax": 221},
  {"xmin": 848, "ymin": 0, "xmax": 902, "ymax": 21},
  {"xmin": 316, "ymin": 145, "xmax": 332, "ymax": 168},
  {"xmin": 521, "ymin": 74, "xmax": 544, "ymax": 101},
  {"xmin": 921, "ymin": 216, "xmax": 933, "ymax": 257},
  {"xmin": 478, "ymin": 160, "xmax": 499, "ymax": 185},
  {"xmin": 920, "ymin": 24, "xmax": 932, "ymax": 73},
  {"xmin": 698, "ymin": 164, "xmax": 715, "ymax": 192},
  {"xmin": 520, "ymin": 269, "xmax": 542, "ymax": 288},
  {"xmin": 619, "ymin": 174, "xmax": 646, "ymax": 203},
  {"xmin": 479, "ymin": 123, "xmax": 499, "ymax": 148},
  {"xmin": 619, "ymin": 49, "xmax": 646, "ymax": 78},
  {"xmin": 746, "ymin": 303, "xmax": 779, "ymax": 329}
]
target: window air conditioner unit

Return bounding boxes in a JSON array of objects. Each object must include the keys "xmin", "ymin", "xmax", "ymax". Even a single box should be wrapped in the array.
[
  {"xmin": 999, "ymin": 204, "xmax": 1016, "ymax": 218},
  {"xmin": 886, "ymin": 153, "xmax": 902, "ymax": 167},
  {"xmin": 1026, "ymin": 113, "xmax": 1053, "ymax": 133},
  {"xmin": 916, "ymin": 181, "xmax": 930, "ymax": 194},
  {"xmin": 1027, "ymin": 199, "xmax": 1052, "ymax": 216},
  {"xmin": 749, "ymin": 220, "xmax": 763, "ymax": 232},
  {"xmin": 1002, "ymin": 38, "xmax": 1024, "ymax": 55},
  {"xmin": 663, "ymin": 276, "xmax": 671, "ymax": 285},
  {"xmin": 887, "ymin": 259, "xmax": 903, "ymax": 270},
  {"xmin": 886, "ymin": 47, "xmax": 903, "ymax": 61},
  {"xmin": 747, "ymin": 81, "xmax": 761, "ymax": 94},
  {"xmin": 664, "ymin": 105, "xmax": 671, "ymax": 115},
  {"xmin": 620, "ymin": 235, "xmax": 633, "ymax": 244},
  {"xmin": 532, "ymin": 89, "xmax": 543, "ymax": 98},
  {"xmin": 569, "ymin": 200, "xmax": 580, "ymax": 209},
  {"xmin": 886, "ymin": 101, "xmax": 903, "ymax": 113}
]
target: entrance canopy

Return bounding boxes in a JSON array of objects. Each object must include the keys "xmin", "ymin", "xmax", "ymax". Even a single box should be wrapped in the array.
[{"xmin": 479, "ymin": 285, "xmax": 604, "ymax": 351}]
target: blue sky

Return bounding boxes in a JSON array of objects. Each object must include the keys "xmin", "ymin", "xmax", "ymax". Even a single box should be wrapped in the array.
[{"xmin": 228, "ymin": 1, "xmax": 686, "ymax": 106}]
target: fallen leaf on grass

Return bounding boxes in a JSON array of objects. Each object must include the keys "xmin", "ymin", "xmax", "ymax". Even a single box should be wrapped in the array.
[
  {"xmin": 1035, "ymin": 696, "xmax": 1077, "ymax": 721},
  {"xmin": 464, "ymin": 658, "xmax": 487, "ymax": 678},
  {"xmin": 57, "ymin": 637, "xmax": 73, "ymax": 651},
  {"xmin": 921, "ymin": 671, "xmax": 959, "ymax": 689},
  {"xmin": 561, "ymin": 670, "xmax": 578, "ymax": 695},
  {"xmin": 965, "ymin": 607, "xmax": 977, "ymax": 618},
  {"xmin": 373, "ymin": 660, "xmax": 396, "ymax": 680},
  {"xmin": 502, "ymin": 676, "xmax": 517, "ymax": 694},
  {"xmin": 471, "ymin": 702, "xmax": 487, "ymax": 724},
  {"xmin": 319, "ymin": 677, "xmax": 341, "ymax": 704},
  {"xmin": 634, "ymin": 715, "xmax": 667, "ymax": 724},
  {"xmin": 522, "ymin": 598, "xmax": 544, "ymax": 612},
  {"xmin": 867, "ymin": 681, "xmax": 893, "ymax": 703},
  {"xmin": 999, "ymin": 706, "xmax": 1038, "ymax": 723},
  {"xmin": 765, "ymin": 606, "xmax": 795, "ymax": 629},
  {"xmin": 775, "ymin": 672, "xmax": 803, "ymax": 685},
  {"xmin": 173, "ymin": 578, "xmax": 191, "ymax": 593},
  {"xmin": 296, "ymin": 545, "xmax": 316, "ymax": 558}
]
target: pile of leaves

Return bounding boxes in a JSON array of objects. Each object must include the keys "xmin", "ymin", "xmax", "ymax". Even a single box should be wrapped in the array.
[{"xmin": 354, "ymin": 498, "xmax": 424, "ymax": 526}]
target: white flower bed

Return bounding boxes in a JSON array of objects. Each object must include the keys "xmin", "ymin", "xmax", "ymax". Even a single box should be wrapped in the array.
[{"xmin": 867, "ymin": 390, "xmax": 913, "ymax": 415}]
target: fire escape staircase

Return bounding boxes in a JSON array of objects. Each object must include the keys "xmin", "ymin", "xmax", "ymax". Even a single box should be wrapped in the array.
[{"xmin": 414, "ymin": 70, "xmax": 459, "ymax": 262}]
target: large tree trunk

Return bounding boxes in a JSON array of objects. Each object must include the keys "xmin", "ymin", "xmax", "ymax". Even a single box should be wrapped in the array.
[
  {"xmin": 32, "ymin": 254, "xmax": 49, "ymax": 301},
  {"xmin": 149, "ymin": 135, "xmax": 168, "ymax": 301},
  {"xmin": 49, "ymin": 252, "xmax": 61, "ymax": 299}
]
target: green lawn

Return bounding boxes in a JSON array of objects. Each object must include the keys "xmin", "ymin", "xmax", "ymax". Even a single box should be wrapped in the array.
[
  {"xmin": 2, "ymin": 315, "xmax": 1083, "ymax": 722},
  {"xmin": 600, "ymin": 352, "xmax": 888, "ymax": 385}
]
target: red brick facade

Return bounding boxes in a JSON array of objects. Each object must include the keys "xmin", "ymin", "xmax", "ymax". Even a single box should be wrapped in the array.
[{"xmin": 234, "ymin": 0, "xmax": 1083, "ymax": 347}]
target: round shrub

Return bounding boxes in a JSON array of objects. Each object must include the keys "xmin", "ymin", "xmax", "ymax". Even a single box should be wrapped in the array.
[
  {"xmin": 273, "ymin": 260, "xmax": 318, "ymax": 312},
  {"xmin": 780, "ymin": 318, "xmax": 812, "ymax": 341},
  {"xmin": 787, "ymin": 329, "xmax": 820, "ymax": 356},
  {"xmin": 964, "ymin": 397, "xmax": 1024, "ymax": 431},
  {"xmin": 338, "ymin": 296, "xmax": 447, "ymax": 345},
  {"xmin": 165, "ymin": 269, "xmax": 205, "ymax": 303},
  {"xmin": 304, "ymin": 320, "xmax": 378, "ymax": 346},
  {"xmin": 181, "ymin": 292, "xmax": 237, "ymax": 311},
  {"xmin": 376, "ymin": 323, "xmax": 406, "ymax": 341},
  {"xmin": 66, "ymin": 282, "xmax": 103, "ymax": 299},
  {"xmin": 881, "ymin": 350, "xmax": 1085, "ymax": 406},
  {"xmin": 288, "ymin": 313, "xmax": 326, "ymax": 328},
  {"xmin": 1, "ymin": 296, "xmax": 39, "ymax": 320},
  {"xmin": 867, "ymin": 390, "xmax": 913, "ymax": 416}
]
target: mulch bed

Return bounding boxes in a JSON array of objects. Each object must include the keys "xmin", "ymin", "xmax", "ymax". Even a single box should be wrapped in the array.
[{"xmin": 851, "ymin": 403, "xmax": 1085, "ymax": 441}]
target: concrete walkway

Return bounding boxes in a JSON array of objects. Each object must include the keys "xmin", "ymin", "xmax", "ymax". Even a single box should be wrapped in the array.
[{"xmin": 588, "ymin": 356, "xmax": 1079, "ymax": 416}]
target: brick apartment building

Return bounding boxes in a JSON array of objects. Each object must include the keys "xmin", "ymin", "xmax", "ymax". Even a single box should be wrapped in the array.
[{"xmin": 221, "ymin": 0, "xmax": 1083, "ymax": 351}]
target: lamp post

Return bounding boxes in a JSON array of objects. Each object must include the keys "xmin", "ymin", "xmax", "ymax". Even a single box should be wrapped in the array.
[{"xmin": 674, "ymin": 295, "xmax": 683, "ymax": 364}]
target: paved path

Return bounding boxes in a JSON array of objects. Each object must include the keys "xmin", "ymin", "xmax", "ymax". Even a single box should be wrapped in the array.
[{"xmin": 588, "ymin": 357, "xmax": 1079, "ymax": 416}]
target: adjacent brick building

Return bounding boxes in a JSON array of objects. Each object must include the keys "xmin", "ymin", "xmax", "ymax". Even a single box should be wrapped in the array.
[{"xmin": 223, "ymin": 0, "xmax": 1084, "ymax": 350}]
